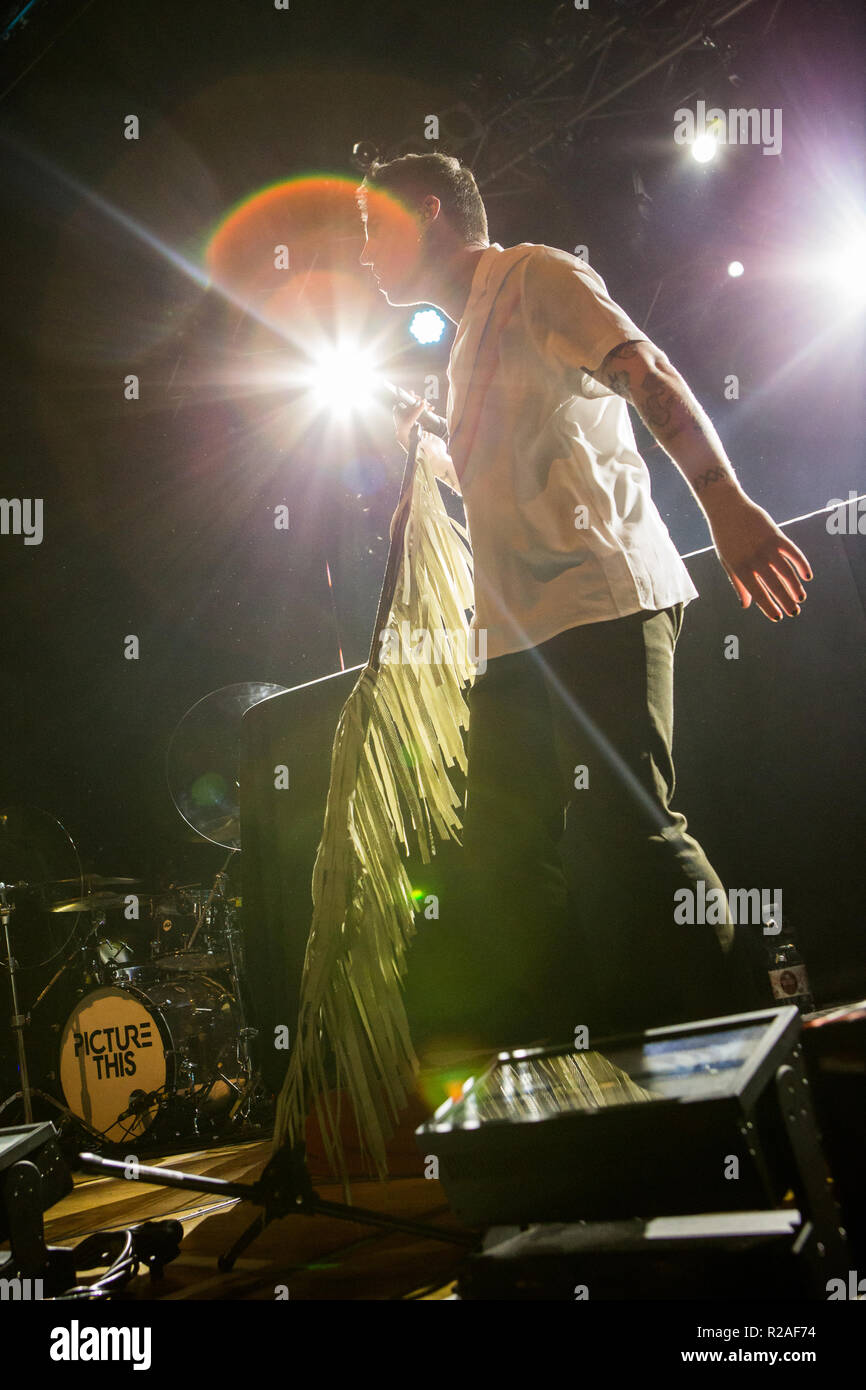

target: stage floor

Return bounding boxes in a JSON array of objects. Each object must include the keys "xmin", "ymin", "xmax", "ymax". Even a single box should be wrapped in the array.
[
  {"xmin": 7, "ymin": 1005, "xmax": 863, "ymax": 1301},
  {"xmin": 40, "ymin": 1138, "xmax": 472, "ymax": 1300}
]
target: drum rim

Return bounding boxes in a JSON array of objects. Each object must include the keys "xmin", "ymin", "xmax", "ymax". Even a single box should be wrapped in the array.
[{"xmin": 57, "ymin": 973, "xmax": 240, "ymax": 1139}]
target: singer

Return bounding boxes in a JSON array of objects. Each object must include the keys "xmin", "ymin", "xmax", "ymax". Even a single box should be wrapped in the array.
[{"xmin": 356, "ymin": 153, "xmax": 812, "ymax": 1046}]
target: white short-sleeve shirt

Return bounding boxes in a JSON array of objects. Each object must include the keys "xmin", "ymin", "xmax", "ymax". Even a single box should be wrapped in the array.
[{"xmin": 429, "ymin": 241, "xmax": 699, "ymax": 659}]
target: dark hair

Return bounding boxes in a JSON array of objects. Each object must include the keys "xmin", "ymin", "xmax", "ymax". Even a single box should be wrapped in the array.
[{"xmin": 357, "ymin": 152, "xmax": 489, "ymax": 244}]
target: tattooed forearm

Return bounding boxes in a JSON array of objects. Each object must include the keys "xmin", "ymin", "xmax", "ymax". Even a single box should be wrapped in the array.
[
  {"xmin": 638, "ymin": 379, "xmax": 709, "ymax": 442},
  {"xmin": 590, "ymin": 339, "xmax": 742, "ymax": 512},
  {"xmin": 636, "ymin": 380, "xmax": 738, "ymax": 492},
  {"xmin": 598, "ymin": 343, "xmax": 702, "ymax": 438}
]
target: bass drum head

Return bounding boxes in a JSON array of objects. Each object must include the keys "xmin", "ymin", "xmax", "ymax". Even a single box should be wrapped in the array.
[{"xmin": 59, "ymin": 985, "xmax": 167, "ymax": 1143}]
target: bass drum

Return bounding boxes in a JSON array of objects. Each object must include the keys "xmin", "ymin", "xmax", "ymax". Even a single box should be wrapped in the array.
[{"xmin": 58, "ymin": 975, "xmax": 240, "ymax": 1143}]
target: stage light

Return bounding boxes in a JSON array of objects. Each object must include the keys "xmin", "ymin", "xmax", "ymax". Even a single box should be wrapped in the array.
[
  {"xmin": 727, "ymin": 260, "xmax": 745, "ymax": 278},
  {"xmin": 823, "ymin": 228, "xmax": 866, "ymax": 304},
  {"xmin": 304, "ymin": 344, "xmax": 379, "ymax": 419},
  {"xmin": 409, "ymin": 308, "xmax": 446, "ymax": 345},
  {"xmin": 691, "ymin": 133, "xmax": 718, "ymax": 163}
]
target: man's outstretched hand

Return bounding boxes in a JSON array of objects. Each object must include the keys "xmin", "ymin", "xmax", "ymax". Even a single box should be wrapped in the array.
[{"xmin": 708, "ymin": 494, "xmax": 813, "ymax": 621}]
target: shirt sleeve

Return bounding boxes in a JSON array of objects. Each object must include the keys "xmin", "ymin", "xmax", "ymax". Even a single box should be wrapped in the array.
[{"xmin": 522, "ymin": 245, "xmax": 648, "ymax": 378}]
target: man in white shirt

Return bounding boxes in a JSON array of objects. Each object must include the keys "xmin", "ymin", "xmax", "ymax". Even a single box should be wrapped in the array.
[{"xmin": 357, "ymin": 153, "xmax": 812, "ymax": 1046}]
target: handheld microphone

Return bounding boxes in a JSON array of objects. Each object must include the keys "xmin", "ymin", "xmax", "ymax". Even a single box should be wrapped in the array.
[{"xmin": 379, "ymin": 380, "xmax": 449, "ymax": 440}]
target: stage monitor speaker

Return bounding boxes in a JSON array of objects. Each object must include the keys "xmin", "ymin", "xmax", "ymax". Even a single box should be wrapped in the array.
[
  {"xmin": 415, "ymin": 1005, "xmax": 849, "ymax": 1305},
  {"xmin": 240, "ymin": 666, "xmax": 363, "ymax": 1091}
]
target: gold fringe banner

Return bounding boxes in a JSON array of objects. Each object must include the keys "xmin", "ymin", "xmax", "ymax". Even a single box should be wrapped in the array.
[{"xmin": 272, "ymin": 439, "xmax": 475, "ymax": 1196}]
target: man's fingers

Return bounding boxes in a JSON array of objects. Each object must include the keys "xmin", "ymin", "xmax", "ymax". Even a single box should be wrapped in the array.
[
  {"xmin": 394, "ymin": 396, "xmax": 426, "ymax": 422},
  {"xmin": 779, "ymin": 539, "xmax": 813, "ymax": 583},
  {"xmin": 774, "ymin": 553, "xmax": 808, "ymax": 603},
  {"xmin": 728, "ymin": 570, "xmax": 752, "ymax": 608},
  {"xmin": 393, "ymin": 396, "xmax": 427, "ymax": 451},
  {"xmin": 722, "ymin": 525, "xmax": 812, "ymax": 621},
  {"xmin": 759, "ymin": 559, "xmax": 803, "ymax": 613},
  {"xmin": 766, "ymin": 565, "xmax": 802, "ymax": 616},
  {"xmin": 751, "ymin": 572, "xmax": 785, "ymax": 622}
]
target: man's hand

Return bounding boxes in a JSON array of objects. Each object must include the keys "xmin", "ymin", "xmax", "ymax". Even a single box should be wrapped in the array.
[
  {"xmin": 392, "ymin": 394, "xmax": 463, "ymax": 495},
  {"xmin": 707, "ymin": 493, "xmax": 813, "ymax": 621},
  {"xmin": 393, "ymin": 394, "xmax": 427, "ymax": 453}
]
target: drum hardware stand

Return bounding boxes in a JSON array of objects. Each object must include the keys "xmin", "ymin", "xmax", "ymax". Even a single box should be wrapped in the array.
[
  {"xmin": 78, "ymin": 1142, "xmax": 478, "ymax": 1271},
  {"xmin": 222, "ymin": 896, "xmax": 266, "ymax": 1127},
  {"xmin": 185, "ymin": 854, "xmax": 235, "ymax": 955},
  {"xmin": 179, "ymin": 865, "xmax": 267, "ymax": 1129},
  {"xmin": 30, "ymin": 916, "xmax": 103, "ymax": 1008},
  {"xmin": 0, "ymin": 883, "xmax": 71, "ymax": 1124}
]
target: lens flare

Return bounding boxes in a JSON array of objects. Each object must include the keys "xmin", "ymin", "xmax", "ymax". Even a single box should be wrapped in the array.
[
  {"xmin": 692, "ymin": 133, "xmax": 718, "ymax": 163},
  {"xmin": 304, "ymin": 343, "xmax": 380, "ymax": 418},
  {"xmin": 409, "ymin": 308, "xmax": 447, "ymax": 344}
]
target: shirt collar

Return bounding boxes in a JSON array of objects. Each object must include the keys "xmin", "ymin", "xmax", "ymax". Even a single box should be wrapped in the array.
[{"xmin": 461, "ymin": 242, "xmax": 504, "ymax": 319}]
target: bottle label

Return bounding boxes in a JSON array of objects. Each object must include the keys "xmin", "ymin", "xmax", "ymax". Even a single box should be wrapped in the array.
[{"xmin": 769, "ymin": 963, "xmax": 810, "ymax": 1001}]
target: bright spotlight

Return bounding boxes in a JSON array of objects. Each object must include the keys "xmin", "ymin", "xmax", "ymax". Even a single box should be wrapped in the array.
[
  {"xmin": 304, "ymin": 344, "xmax": 379, "ymax": 419},
  {"xmin": 409, "ymin": 308, "xmax": 446, "ymax": 345},
  {"xmin": 826, "ymin": 230, "xmax": 866, "ymax": 304},
  {"xmin": 727, "ymin": 260, "xmax": 745, "ymax": 278},
  {"xmin": 691, "ymin": 133, "xmax": 718, "ymax": 163}
]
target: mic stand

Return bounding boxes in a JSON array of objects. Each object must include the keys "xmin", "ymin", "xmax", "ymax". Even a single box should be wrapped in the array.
[
  {"xmin": 77, "ymin": 1143, "xmax": 478, "ymax": 1271},
  {"xmin": 0, "ymin": 884, "xmax": 70, "ymax": 1124}
]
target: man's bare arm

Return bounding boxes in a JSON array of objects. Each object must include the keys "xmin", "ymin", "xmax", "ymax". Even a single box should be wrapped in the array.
[{"xmin": 589, "ymin": 339, "xmax": 812, "ymax": 620}]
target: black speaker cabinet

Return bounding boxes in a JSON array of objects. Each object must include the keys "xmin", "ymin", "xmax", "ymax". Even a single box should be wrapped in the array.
[{"xmin": 240, "ymin": 665, "xmax": 363, "ymax": 1089}]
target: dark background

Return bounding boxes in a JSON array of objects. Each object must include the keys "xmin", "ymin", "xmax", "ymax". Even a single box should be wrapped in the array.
[{"xmin": 0, "ymin": 0, "xmax": 863, "ymax": 894}]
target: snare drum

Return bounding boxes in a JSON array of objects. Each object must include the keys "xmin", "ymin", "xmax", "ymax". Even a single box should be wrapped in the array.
[
  {"xmin": 91, "ymin": 936, "xmax": 152, "ymax": 985},
  {"xmin": 58, "ymin": 974, "xmax": 240, "ymax": 1142}
]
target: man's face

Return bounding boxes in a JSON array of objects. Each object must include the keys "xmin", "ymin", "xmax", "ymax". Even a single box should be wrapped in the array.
[{"xmin": 359, "ymin": 192, "xmax": 428, "ymax": 306}]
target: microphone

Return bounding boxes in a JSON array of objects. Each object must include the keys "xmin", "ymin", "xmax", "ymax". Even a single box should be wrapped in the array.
[
  {"xmin": 379, "ymin": 379, "xmax": 449, "ymax": 440},
  {"xmin": 116, "ymin": 1088, "xmax": 160, "ymax": 1122}
]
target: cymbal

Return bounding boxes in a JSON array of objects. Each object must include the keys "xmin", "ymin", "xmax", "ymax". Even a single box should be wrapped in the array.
[
  {"xmin": 52, "ymin": 892, "xmax": 128, "ymax": 914},
  {"xmin": 0, "ymin": 806, "xmax": 83, "ymax": 897},
  {"xmin": 0, "ymin": 805, "xmax": 89, "ymax": 967},
  {"xmin": 52, "ymin": 874, "xmax": 141, "ymax": 888},
  {"xmin": 166, "ymin": 681, "xmax": 288, "ymax": 850}
]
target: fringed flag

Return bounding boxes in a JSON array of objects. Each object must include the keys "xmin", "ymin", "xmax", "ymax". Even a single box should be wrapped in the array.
[{"xmin": 272, "ymin": 432, "xmax": 475, "ymax": 1197}]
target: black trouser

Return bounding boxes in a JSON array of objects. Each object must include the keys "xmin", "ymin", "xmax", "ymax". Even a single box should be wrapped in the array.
[{"xmin": 406, "ymin": 605, "xmax": 765, "ymax": 1053}]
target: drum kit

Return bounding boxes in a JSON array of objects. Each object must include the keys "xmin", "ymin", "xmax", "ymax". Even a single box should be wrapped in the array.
[{"xmin": 0, "ymin": 682, "xmax": 287, "ymax": 1149}]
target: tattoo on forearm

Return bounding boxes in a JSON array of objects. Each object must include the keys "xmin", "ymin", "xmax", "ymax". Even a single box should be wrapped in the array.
[
  {"xmin": 641, "ymin": 376, "xmax": 680, "ymax": 432},
  {"xmin": 598, "ymin": 342, "xmax": 641, "ymax": 399},
  {"xmin": 599, "ymin": 344, "xmax": 700, "ymax": 437},
  {"xmin": 597, "ymin": 341, "xmax": 735, "ymax": 491},
  {"xmin": 692, "ymin": 464, "xmax": 735, "ymax": 494}
]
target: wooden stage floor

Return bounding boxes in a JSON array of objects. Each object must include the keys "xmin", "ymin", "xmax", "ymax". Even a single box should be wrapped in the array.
[{"xmin": 38, "ymin": 1137, "xmax": 474, "ymax": 1301}]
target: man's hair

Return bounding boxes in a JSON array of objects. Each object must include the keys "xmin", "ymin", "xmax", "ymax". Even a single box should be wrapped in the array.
[{"xmin": 357, "ymin": 152, "xmax": 489, "ymax": 244}]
